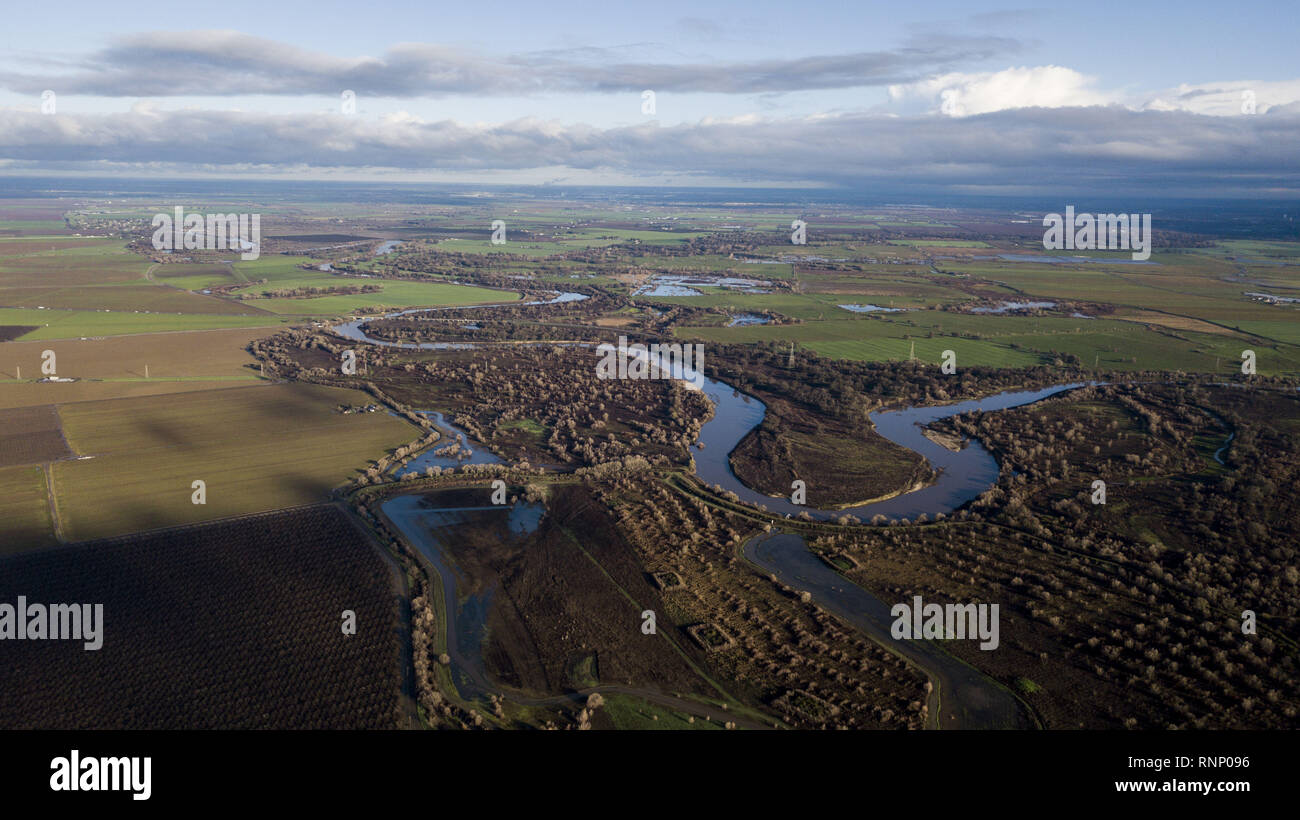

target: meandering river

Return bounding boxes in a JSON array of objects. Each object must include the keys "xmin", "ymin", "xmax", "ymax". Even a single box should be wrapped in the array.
[
  {"xmin": 743, "ymin": 532, "xmax": 1034, "ymax": 729},
  {"xmin": 333, "ymin": 288, "xmax": 1095, "ymax": 728}
]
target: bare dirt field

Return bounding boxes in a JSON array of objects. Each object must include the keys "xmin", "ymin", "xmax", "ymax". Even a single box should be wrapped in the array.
[{"xmin": 0, "ymin": 405, "xmax": 72, "ymax": 467}]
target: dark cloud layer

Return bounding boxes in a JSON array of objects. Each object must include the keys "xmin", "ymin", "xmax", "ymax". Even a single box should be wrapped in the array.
[
  {"xmin": 1, "ymin": 104, "xmax": 1296, "ymax": 195},
  {"xmin": 0, "ymin": 30, "xmax": 1022, "ymax": 97}
]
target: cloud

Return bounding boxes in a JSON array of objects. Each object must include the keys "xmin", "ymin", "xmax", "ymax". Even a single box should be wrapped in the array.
[
  {"xmin": 890, "ymin": 65, "xmax": 1300, "ymax": 118},
  {"xmin": 889, "ymin": 65, "xmax": 1114, "ymax": 115},
  {"xmin": 1, "ymin": 104, "xmax": 1296, "ymax": 196},
  {"xmin": 1140, "ymin": 79, "xmax": 1300, "ymax": 116},
  {"xmin": 0, "ymin": 29, "xmax": 1023, "ymax": 98}
]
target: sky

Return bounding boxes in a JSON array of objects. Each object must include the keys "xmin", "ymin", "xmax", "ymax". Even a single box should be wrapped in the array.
[{"xmin": 0, "ymin": 0, "xmax": 1296, "ymax": 196}]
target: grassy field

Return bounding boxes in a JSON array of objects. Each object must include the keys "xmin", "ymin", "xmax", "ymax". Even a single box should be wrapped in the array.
[
  {"xmin": 1232, "ymin": 320, "xmax": 1300, "ymax": 346},
  {"xmin": 681, "ymin": 311, "xmax": 1300, "ymax": 373},
  {"xmin": 600, "ymin": 693, "xmax": 722, "ymax": 729},
  {"xmin": 0, "ymin": 465, "xmax": 55, "ymax": 553},
  {"xmin": 0, "ymin": 220, "xmax": 72, "ymax": 235},
  {"xmin": 1191, "ymin": 239, "xmax": 1300, "ymax": 261},
  {"xmin": 0, "ymin": 284, "xmax": 268, "ymax": 315},
  {"xmin": 0, "ymin": 248, "xmax": 147, "ymax": 287},
  {"xmin": 888, "ymin": 239, "xmax": 991, "ymax": 248},
  {"xmin": 648, "ymin": 291, "xmax": 883, "ymax": 320},
  {"xmin": 151, "ymin": 262, "xmax": 247, "ymax": 290},
  {"xmin": 51, "ymin": 383, "xmax": 417, "ymax": 541},
  {"xmin": 0, "ymin": 236, "xmax": 116, "ymax": 253},
  {"xmin": 0, "ymin": 379, "xmax": 277, "ymax": 411},
  {"xmin": 801, "ymin": 336, "xmax": 1043, "ymax": 367},
  {"xmin": 428, "ymin": 238, "xmax": 577, "ymax": 257},
  {"xmin": 0, "ymin": 240, "xmax": 281, "ymax": 337},
  {"xmin": 233, "ymin": 277, "xmax": 518, "ymax": 315},
  {"xmin": 0, "ymin": 307, "xmax": 287, "ymax": 340},
  {"xmin": 950, "ymin": 257, "xmax": 1293, "ymax": 325},
  {"xmin": 231, "ymin": 256, "xmax": 322, "ymax": 283},
  {"xmin": 652, "ymin": 250, "xmax": 1300, "ymax": 374}
]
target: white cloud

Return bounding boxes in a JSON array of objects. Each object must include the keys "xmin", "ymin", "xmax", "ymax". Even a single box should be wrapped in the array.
[
  {"xmin": 1140, "ymin": 79, "xmax": 1300, "ymax": 115},
  {"xmin": 889, "ymin": 66, "xmax": 1114, "ymax": 116},
  {"xmin": 890, "ymin": 65, "xmax": 1300, "ymax": 119}
]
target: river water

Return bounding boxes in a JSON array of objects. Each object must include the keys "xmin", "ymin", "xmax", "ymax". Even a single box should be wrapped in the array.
[
  {"xmin": 333, "ymin": 291, "xmax": 1088, "ymax": 521},
  {"xmin": 397, "ymin": 411, "xmax": 503, "ymax": 476},
  {"xmin": 381, "ymin": 495, "xmax": 544, "ymax": 700},
  {"xmin": 691, "ymin": 380, "xmax": 1090, "ymax": 522},
  {"xmin": 343, "ymin": 291, "xmax": 1091, "ymax": 726},
  {"xmin": 332, "ymin": 290, "xmax": 589, "ymax": 350},
  {"xmin": 743, "ymin": 532, "xmax": 1034, "ymax": 729}
]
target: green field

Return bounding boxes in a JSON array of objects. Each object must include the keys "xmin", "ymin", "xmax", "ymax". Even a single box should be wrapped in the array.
[
  {"xmin": 52, "ymin": 383, "xmax": 417, "ymax": 541},
  {"xmin": 0, "ymin": 221, "xmax": 72, "ymax": 234},
  {"xmin": 0, "ymin": 239, "xmax": 275, "ymax": 328},
  {"xmin": 0, "ymin": 465, "xmax": 56, "ymax": 552},
  {"xmin": 231, "ymin": 256, "xmax": 323, "ymax": 282},
  {"xmin": 600, "ymin": 694, "xmax": 723, "ymax": 730},
  {"xmin": 0, "ymin": 307, "xmax": 287, "ymax": 340},
  {"xmin": 152, "ymin": 262, "xmax": 246, "ymax": 290},
  {"xmin": 0, "ymin": 284, "xmax": 268, "ymax": 315},
  {"xmin": 232, "ymin": 276, "xmax": 518, "ymax": 315},
  {"xmin": 679, "ymin": 308, "xmax": 1300, "ymax": 373},
  {"xmin": 887, "ymin": 239, "xmax": 991, "ymax": 248}
]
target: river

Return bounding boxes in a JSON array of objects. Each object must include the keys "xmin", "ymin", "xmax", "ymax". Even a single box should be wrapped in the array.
[
  {"xmin": 381, "ymin": 495, "xmax": 544, "ymax": 700},
  {"xmin": 334, "ymin": 288, "xmax": 1092, "ymax": 728},
  {"xmin": 690, "ymin": 378, "xmax": 1091, "ymax": 522},
  {"xmin": 743, "ymin": 532, "xmax": 1034, "ymax": 729}
]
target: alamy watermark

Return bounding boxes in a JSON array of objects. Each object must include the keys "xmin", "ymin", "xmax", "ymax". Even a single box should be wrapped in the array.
[
  {"xmin": 1042, "ymin": 206, "xmax": 1151, "ymax": 261},
  {"xmin": 0, "ymin": 596, "xmax": 103, "ymax": 650},
  {"xmin": 152, "ymin": 207, "xmax": 261, "ymax": 260},
  {"xmin": 596, "ymin": 335, "xmax": 705, "ymax": 390},
  {"xmin": 890, "ymin": 595, "xmax": 998, "ymax": 650},
  {"xmin": 50, "ymin": 750, "xmax": 150, "ymax": 801}
]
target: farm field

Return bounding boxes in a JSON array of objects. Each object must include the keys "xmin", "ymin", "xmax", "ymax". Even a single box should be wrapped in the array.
[
  {"xmin": 427, "ymin": 238, "xmax": 578, "ymax": 256},
  {"xmin": 231, "ymin": 256, "xmax": 324, "ymax": 282},
  {"xmin": 0, "ymin": 220, "xmax": 73, "ymax": 235},
  {"xmin": 151, "ymin": 262, "xmax": 246, "ymax": 290},
  {"xmin": 0, "ymin": 504, "xmax": 403, "ymax": 728},
  {"xmin": 234, "ymin": 277, "xmax": 519, "ymax": 315},
  {"xmin": 648, "ymin": 252, "xmax": 1300, "ymax": 374},
  {"xmin": 0, "ymin": 236, "xmax": 116, "ymax": 253},
  {"xmin": 0, "ymin": 378, "xmax": 278, "ymax": 411},
  {"xmin": 0, "ymin": 307, "xmax": 287, "ymax": 340},
  {"xmin": 1, "ymin": 326, "xmax": 278, "ymax": 385},
  {"xmin": 0, "ymin": 238, "xmax": 267, "ymax": 322},
  {"xmin": 0, "ymin": 465, "xmax": 56, "ymax": 553},
  {"xmin": 0, "ymin": 283, "xmax": 269, "ymax": 314},
  {"xmin": 600, "ymin": 693, "xmax": 722, "ymax": 730},
  {"xmin": 0, "ymin": 405, "xmax": 72, "ymax": 467},
  {"xmin": 0, "ymin": 247, "xmax": 147, "ymax": 287},
  {"xmin": 51, "ymin": 383, "xmax": 418, "ymax": 541},
  {"xmin": 1, "ymin": 184, "xmax": 1296, "ymax": 738}
]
